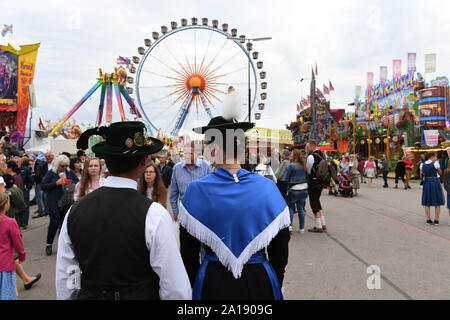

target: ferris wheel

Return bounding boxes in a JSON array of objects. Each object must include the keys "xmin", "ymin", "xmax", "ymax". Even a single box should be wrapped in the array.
[{"xmin": 127, "ymin": 18, "xmax": 268, "ymax": 136}]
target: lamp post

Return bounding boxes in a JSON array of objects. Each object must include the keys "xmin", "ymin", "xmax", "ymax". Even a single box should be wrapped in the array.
[{"xmin": 227, "ymin": 36, "xmax": 271, "ymax": 122}]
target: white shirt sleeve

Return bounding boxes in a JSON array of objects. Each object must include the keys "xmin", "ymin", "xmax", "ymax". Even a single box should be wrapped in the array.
[
  {"xmin": 435, "ymin": 161, "xmax": 441, "ymax": 170},
  {"xmin": 269, "ymin": 166, "xmax": 277, "ymax": 183},
  {"xmin": 306, "ymin": 155, "xmax": 315, "ymax": 175},
  {"xmin": 55, "ymin": 207, "xmax": 80, "ymax": 300},
  {"xmin": 420, "ymin": 163, "xmax": 423, "ymax": 171},
  {"xmin": 73, "ymin": 182, "xmax": 80, "ymax": 201},
  {"xmin": 145, "ymin": 202, "xmax": 192, "ymax": 300}
]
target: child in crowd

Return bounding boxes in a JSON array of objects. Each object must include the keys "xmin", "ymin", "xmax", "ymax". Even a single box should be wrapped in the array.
[{"xmin": 0, "ymin": 192, "xmax": 26, "ymax": 300}]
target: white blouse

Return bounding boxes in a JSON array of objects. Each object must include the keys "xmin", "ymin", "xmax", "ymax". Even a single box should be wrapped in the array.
[
  {"xmin": 419, "ymin": 160, "xmax": 440, "ymax": 171},
  {"xmin": 73, "ymin": 177, "xmax": 106, "ymax": 201},
  {"xmin": 146, "ymin": 187, "xmax": 154, "ymax": 200}
]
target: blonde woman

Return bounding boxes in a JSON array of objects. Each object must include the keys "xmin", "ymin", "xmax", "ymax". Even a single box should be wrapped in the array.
[
  {"xmin": 364, "ymin": 156, "xmax": 376, "ymax": 184},
  {"xmin": 41, "ymin": 155, "xmax": 79, "ymax": 256},
  {"xmin": 74, "ymin": 157, "xmax": 105, "ymax": 201},
  {"xmin": 349, "ymin": 154, "xmax": 360, "ymax": 196}
]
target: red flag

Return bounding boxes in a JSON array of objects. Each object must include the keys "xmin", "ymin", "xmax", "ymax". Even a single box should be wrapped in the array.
[
  {"xmin": 316, "ymin": 88, "xmax": 325, "ymax": 99},
  {"xmin": 367, "ymin": 72, "xmax": 374, "ymax": 87},
  {"xmin": 323, "ymin": 84, "xmax": 330, "ymax": 95},
  {"xmin": 329, "ymin": 80, "xmax": 334, "ymax": 91},
  {"xmin": 315, "ymin": 63, "xmax": 318, "ymax": 76},
  {"xmin": 307, "ymin": 95, "xmax": 311, "ymax": 105},
  {"xmin": 297, "ymin": 103, "xmax": 300, "ymax": 112},
  {"xmin": 300, "ymin": 102, "xmax": 304, "ymax": 110}
]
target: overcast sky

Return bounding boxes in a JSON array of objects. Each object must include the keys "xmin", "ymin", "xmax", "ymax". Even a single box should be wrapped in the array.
[{"xmin": 2, "ymin": 0, "xmax": 450, "ymax": 134}]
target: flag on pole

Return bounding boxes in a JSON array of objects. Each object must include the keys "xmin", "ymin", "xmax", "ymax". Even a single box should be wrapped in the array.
[
  {"xmin": 380, "ymin": 66, "xmax": 388, "ymax": 83},
  {"xmin": 367, "ymin": 72, "xmax": 374, "ymax": 88},
  {"xmin": 316, "ymin": 88, "xmax": 325, "ymax": 100},
  {"xmin": 329, "ymin": 80, "xmax": 334, "ymax": 91},
  {"xmin": 392, "ymin": 59, "xmax": 402, "ymax": 79},
  {"xmin": 323, "ymin": 84, "xmax": 330, "ymax": 95},
  {"xmin": 425, "ymin": 53, "xmax": 437, "ymax": 73},
  {"xmin": 407, "ymin": 53, "xmax": 416, "ymax": 73},
  {"xmin": 355, "ymin": 85, "xmax": 362, "ymax": 99},
  {"xmin": 297, "ymin": 103, "xmax": 300, "ymax": 112},
  {"xmin": 1, "ymin": 24, "xmax": 12, "ymax": 37},
  {"xmin": 117, "ymin": 56, "xmax": 131, "ymax": 67}
]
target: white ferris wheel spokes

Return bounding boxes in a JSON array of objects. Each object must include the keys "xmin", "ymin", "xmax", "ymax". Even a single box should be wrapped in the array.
[{"xmin": 130, "ymin": 19, "xmax": 268, "ymax": 137}]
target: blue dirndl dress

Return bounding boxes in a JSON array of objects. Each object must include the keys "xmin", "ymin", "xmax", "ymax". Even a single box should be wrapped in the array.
[
  {"xmin": 421, "ymin": 162, "xmax": 445, "ymax": 207},
  {"xmin": 0, "ymin": 271, "xmax": 17, "ymax": 300}
]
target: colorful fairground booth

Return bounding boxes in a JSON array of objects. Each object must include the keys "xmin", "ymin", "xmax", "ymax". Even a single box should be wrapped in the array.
[
  {"xmin": 245, "ymin": 127, "xmax": 293, "ymax": 160},
  {"xmin": 290, "ymin": 103, "xmax": 348, "ymax": 155},
  {"xmin": 0, "ymin": 43, "xmax": 39, "ymax": 146},
  {"xmin": 354, "ymin": 71, "xmax": 450, "ymax": 174}
]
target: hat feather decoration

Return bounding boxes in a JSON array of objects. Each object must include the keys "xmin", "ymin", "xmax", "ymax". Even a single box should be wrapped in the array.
[
  {"xmin": 76, "ymin": 126, "xmax": 109, "ymax": 150},
  {"xmin": 222, "ymin": 89, "xmax": 241, "ymax": 121}
]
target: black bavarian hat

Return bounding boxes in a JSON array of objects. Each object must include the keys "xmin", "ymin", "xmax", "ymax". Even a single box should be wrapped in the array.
[
  {"xmin": 193, "ymin": 116, "xmax": 254, "ymax": 134},
  {"xmin": 77, "ymin": 121, "xmax": 164, "ymax": 158}
]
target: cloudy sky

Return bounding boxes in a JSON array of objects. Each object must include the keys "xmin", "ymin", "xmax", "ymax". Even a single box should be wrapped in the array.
[{"xmin": 2, "ymin": 0, "xmax": 450, "ymax": 134}]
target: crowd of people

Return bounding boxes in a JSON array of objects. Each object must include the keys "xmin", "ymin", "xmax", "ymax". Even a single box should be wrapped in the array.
[{"xmin": 2, "ymin": 116, "xmax": 450, "ymax": 300}]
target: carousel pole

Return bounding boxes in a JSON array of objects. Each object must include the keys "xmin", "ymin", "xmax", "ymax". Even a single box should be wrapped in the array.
[
  {"xmin": 368, "ymin": 123, "xmax": 371, "ymax": 158},
  {"xmin": 113, "ymin": 79, "xmax": 127, "ymax": 121},
  {"xmin": 353, "ymin": 111, "xmax": 356, "ymax": 154},
  {"xmin": 386, "ymin": 107, "xmax": 390, "ymax": 160},
  {"xmin": 106, "ymin": 81, "xmax": 113, "ymax": 124},
  {"xmin": 120, "ymin": 86, "xmax": 142, "ymax": 118},
  {"xmin": 49, "ymin": 80, "xmax": 103, "ymax": 137},
  {"xmin": 97, "ymin": 84, "xmax": 106, "ymax": 126}
]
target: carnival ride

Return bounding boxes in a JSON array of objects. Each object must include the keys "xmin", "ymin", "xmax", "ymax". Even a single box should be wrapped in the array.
[
  {"xmin": 48, "ymin": 67, "xmax": 142, "ymax": 137},
  {"xmin": 127, "ymin": 18, "xmax": 267, "ymax": 136},
  {"xmin": 38, "ymin": 117, "xmax": 82, "ymax": 139}
]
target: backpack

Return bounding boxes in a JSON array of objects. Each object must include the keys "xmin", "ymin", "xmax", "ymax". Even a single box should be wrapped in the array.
[
  {"xmin": 58, "ymin": 183, "xmax": 76, "ymax": 210},
  {"xmin": 312, "ymin": 151, "xmax": 331, "ymax": 185}
]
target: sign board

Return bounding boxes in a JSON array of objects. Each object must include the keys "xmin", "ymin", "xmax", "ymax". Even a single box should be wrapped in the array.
[{"xmin": 424, "ymin": 130, "xmax": 439, "ymax": 147}]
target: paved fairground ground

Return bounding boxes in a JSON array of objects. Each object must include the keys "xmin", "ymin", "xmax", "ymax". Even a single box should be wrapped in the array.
[{"xmin": 16, "ymin": 177, "xmax": 450, "ymax": 300}]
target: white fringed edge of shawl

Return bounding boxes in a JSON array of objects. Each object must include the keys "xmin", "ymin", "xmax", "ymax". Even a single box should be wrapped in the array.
[{"xmin": 179, "ymin": 202, "xmax": 290, "ymax": 279}]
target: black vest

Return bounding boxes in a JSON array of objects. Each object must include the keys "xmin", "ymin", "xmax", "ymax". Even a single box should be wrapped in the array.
[
  {"xmin": 67, "ymin": 187, "xmax": 160, "ymax": 300},
  {"xmin": 308, "ymin": 150, "xmax": 325, "ymax": 186}
]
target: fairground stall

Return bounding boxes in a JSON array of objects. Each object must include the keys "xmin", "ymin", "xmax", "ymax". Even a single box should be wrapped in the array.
[
  {"xmin": 0, "ymin": 43, "xmax": 39, "ymax": 146},
  {"xmin": 354, "ymin": 71, "xmax": 450, "ymax": 174}
]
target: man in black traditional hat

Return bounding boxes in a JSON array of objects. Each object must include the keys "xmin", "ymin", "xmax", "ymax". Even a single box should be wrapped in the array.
[
  {"xmin": 178, "ymin": 106, "xmax": 290, "ymax": 299},
  {"xmin": 55, "ymin": 121, "xmax": 191, "ymax": 300}
]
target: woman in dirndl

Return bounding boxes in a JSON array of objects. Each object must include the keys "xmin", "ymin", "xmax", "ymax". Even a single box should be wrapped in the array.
[
  {"xmin": 420, "ymin": 151, "xmax": 445, "ymax": 225},
  {"xmin": 364, "ymin": 156, "xmax": 376, "ymax": 184}
]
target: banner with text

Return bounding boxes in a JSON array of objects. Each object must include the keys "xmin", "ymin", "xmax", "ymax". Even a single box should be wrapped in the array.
[
  {"xmin": 425, "ymin": 53, "xmax": 437, "ymax": 73},
  {"xmin": 424, "ymin": 129, "xmax": 439, "ymax": 147},
  {"xmin": 393, "ymin": 59, "xmax": 402, "ymax": 79}
]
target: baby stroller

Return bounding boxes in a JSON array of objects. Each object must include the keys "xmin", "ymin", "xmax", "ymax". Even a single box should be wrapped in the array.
[{"xmin": 338, "ymin": 172, "xmax": 354, "ymax": 197}]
